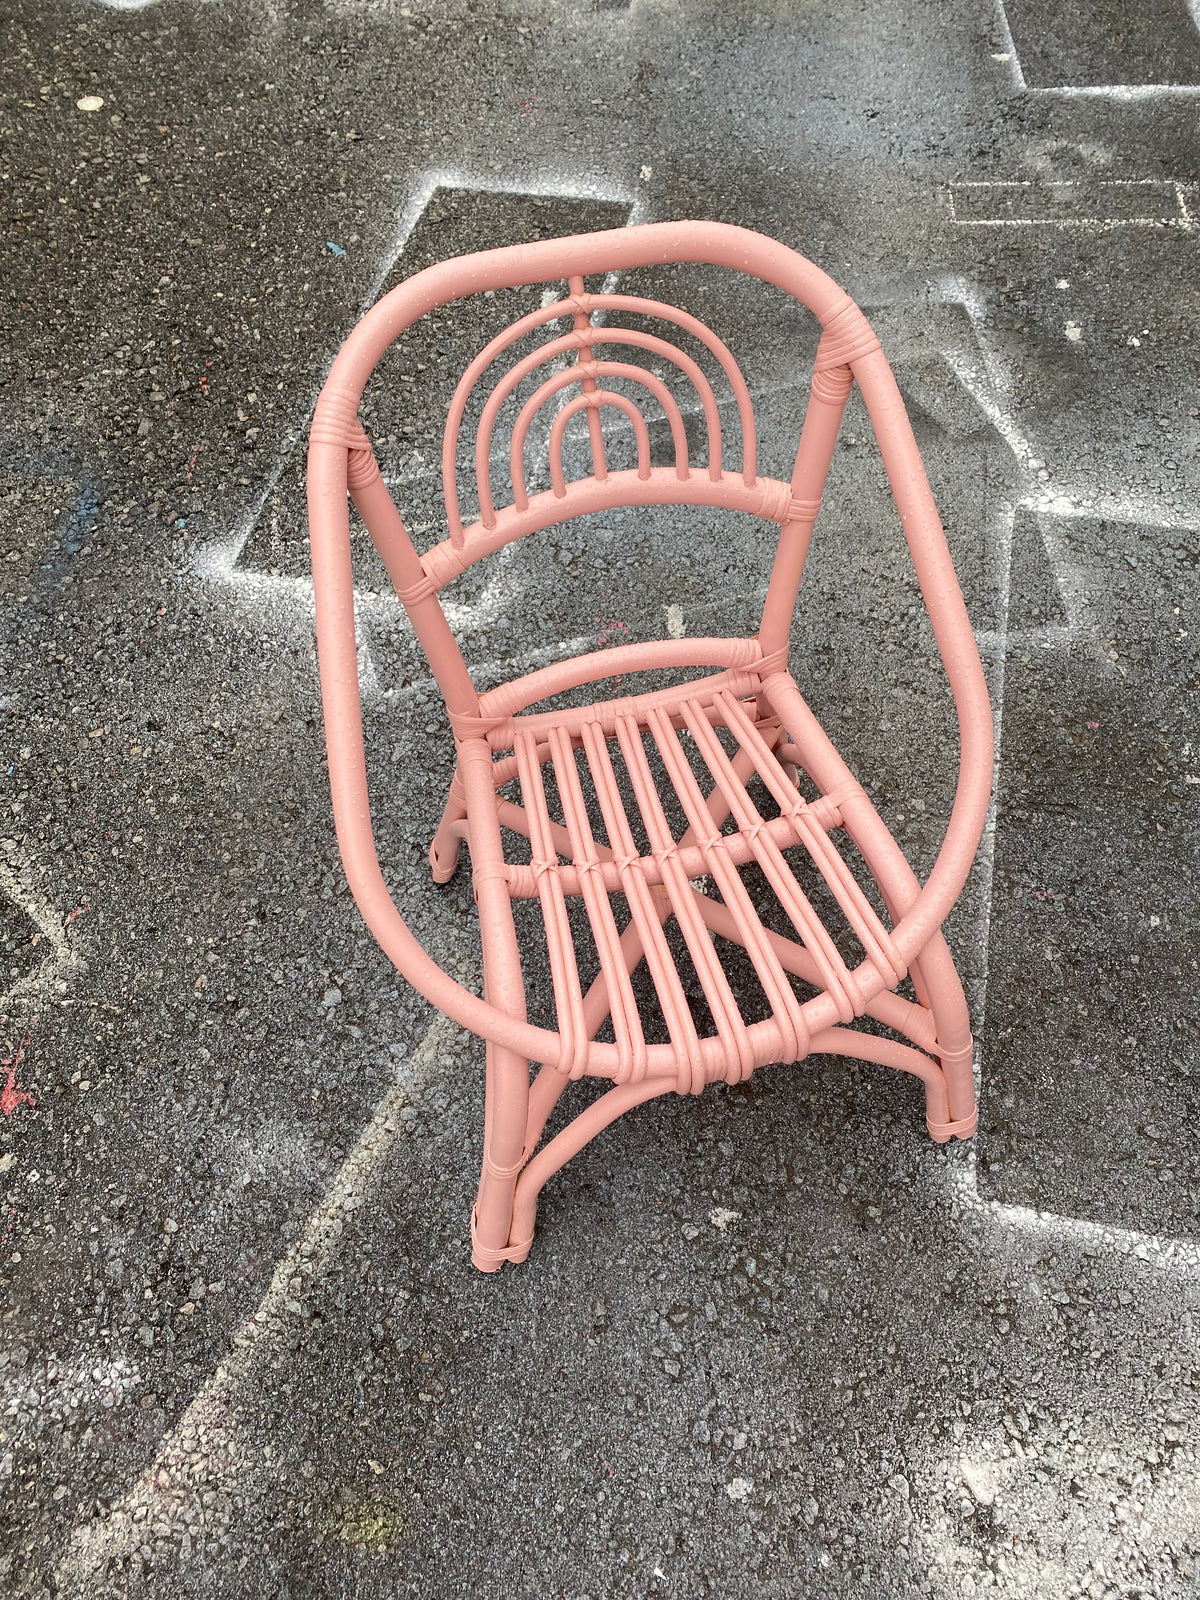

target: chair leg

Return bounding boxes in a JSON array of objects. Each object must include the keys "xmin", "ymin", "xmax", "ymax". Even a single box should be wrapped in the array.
[
  {"xmin": 471, "ymin": 1039, "xmax": 531, "ymax": 1272},
  {"xmin": 510, "ymin": 1077, "xmax": 671, "ymax": 1254},
  {"xmin": 908, "ymin": 931, "xmax": 977, "ymax": 1140},
  {"xmin": 848, "ymin": 821, "xmax": 977, "ymax": 1141},
  {"xmin": 429, "ymin": 775, "xmax": 468, "ymax": 883},
  {"xmin": 855, "ymin": 827, "xmax": 977, "ymax": 1140},
  {"xmin": 521, "ymin": 1061, "xmax": 572, "ymax": 1162}
]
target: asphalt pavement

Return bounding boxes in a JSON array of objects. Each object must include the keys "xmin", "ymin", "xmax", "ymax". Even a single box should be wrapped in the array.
[{"xmin": 2, "ymin": 1, "xmax": 1198, "ymax": 1595}]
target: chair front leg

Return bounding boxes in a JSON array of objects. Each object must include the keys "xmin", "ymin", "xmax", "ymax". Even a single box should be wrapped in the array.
[{"xmin": 472, "ymin": 1038, "xmax": 533, "ymax": 1271}]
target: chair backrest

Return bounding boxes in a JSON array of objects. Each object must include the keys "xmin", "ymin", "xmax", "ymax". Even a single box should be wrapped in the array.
[{"xmin": 443, "ymin": 282, "xmax": 762, "ymax": 532}]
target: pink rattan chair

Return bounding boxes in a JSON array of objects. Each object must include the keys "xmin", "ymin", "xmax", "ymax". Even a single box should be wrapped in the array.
[{"xmin": 307, "ymin": 221, "xmax": 993, "ymax": 1271}]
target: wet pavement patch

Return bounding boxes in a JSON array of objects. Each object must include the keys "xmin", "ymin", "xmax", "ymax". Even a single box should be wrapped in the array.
[
  {"xmin": 981, "ymin": 514, "xmax": 1200, "ymax": 1234},
  {"xmin": 3, "ymin": 0, "xmax": 1200, "ymax": 1595},
  {"xmin": 1003, "ymin": 0, "xmax": 1200, "ymax": 87}
]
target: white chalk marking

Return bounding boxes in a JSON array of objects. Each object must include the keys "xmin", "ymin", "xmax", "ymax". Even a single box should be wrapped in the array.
[
  {"xmin": 992, "ymin": 0, "xmax": 1027, "ymax": 91},
  {"xmin": 201, "ymin": 165, "xmax": 641, "ymax": 606},
  {"xmin": 948, "ymin": 1150, "xmax": 1200, "ymax": 1272},
  {"xmin": 0, "ymin": 848, "xmax": 85, "ymax": 1018},
  {"xmin": 950, "ymin": 179, "xmax": 1195, "ymax": 231},
  {"xmin": 994, "ymin": 0, "xmax": 1200, "ymax": 96},
  {"xmin": 56, "ymin": 1014, "xmax": 458, "ymax": 1586}
]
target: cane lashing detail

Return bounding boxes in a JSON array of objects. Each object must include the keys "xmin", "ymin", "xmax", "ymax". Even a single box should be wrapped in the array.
[{"xmin": 307, "ymin": 221, "xmax": 994, "ymax": 1272}]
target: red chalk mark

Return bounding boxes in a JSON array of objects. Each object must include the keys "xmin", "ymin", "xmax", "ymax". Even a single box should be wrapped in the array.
[
  {"xmin": 1087, "ymin": 720, "xmax": 1099, "ymax": 729},
  {"xmin": 595, "ymin": 611, "xmax": 630, "ymax": 684},
  {"xmin": 520, "ymin": 95, "xmax": 542, "ymax": 125},
  {"xmin": 1, "ymin": 1032, "xmax": 35, "ymax": 1119},
  {"xmin": 596, "ymin": 617, "xmax": 629, "ymax": 649},
  {"xmin": 63, "ymin": 903, "xmax": 89, "ymax": 927},
  {"xmin": 182, "ymin": 366, "xmax": 211, "ymax": 484}
]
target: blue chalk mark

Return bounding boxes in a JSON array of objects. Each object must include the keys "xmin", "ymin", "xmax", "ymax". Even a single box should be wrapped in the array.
[
  {"xmin": 326, "ymin": 241, "xmax": 346, "ymax": 258},
  {"xmin": 62, "ymin": 485, "xmax": 100, "ymax": 557}
]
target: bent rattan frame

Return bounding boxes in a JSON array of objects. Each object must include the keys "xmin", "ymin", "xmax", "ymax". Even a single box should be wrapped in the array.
[{"xmin": 307, "ymin": 220, "xmax": 993, "ymax": 1271}]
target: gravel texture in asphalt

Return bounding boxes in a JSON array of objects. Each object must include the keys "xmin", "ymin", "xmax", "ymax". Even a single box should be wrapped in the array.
[{"xmin": 2, "ymin": 1, "xmax": 1199, "ymax": 1596}]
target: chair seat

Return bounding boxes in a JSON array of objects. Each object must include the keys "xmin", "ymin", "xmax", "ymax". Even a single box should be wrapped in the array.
[{"xmin": 463, "ymin": 667, "xmax": 910, "ymax": 1096}]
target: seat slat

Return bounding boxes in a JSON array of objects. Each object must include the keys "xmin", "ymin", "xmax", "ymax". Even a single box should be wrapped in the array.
[
  {"xmin": 717, "ymin": 690, "xmax": 907, "ymax": 989},
  {"xmin": 580, "ymin": 720, "xmax": 702, "ymax": 1094},
  {"xmin": 513, "ymin": 731, "xmax": 590, "ymax": 1080},
  {"xmin": 679, "ymin": 697, "xmax": 858, "ymax": 1024},
  {"xmin": 645, "ymin": 705, "xmax": 810, "ymax": 1068},
  {"xmin": 614, "ymin": 712, "xmax": 757, "ymax": 1087},
  {"xmin": 546, "ymin": 725, "xmax": 647, "ymax": 1085}
]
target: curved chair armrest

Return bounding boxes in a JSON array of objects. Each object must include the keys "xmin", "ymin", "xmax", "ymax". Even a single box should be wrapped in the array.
[
  {"xmin": 307, "ymin": 440, "xmax": 564, "ymax": 1068},
  {"xmin": 848, "ymin": 344, "xmax": 995, "ymax": 962}
]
